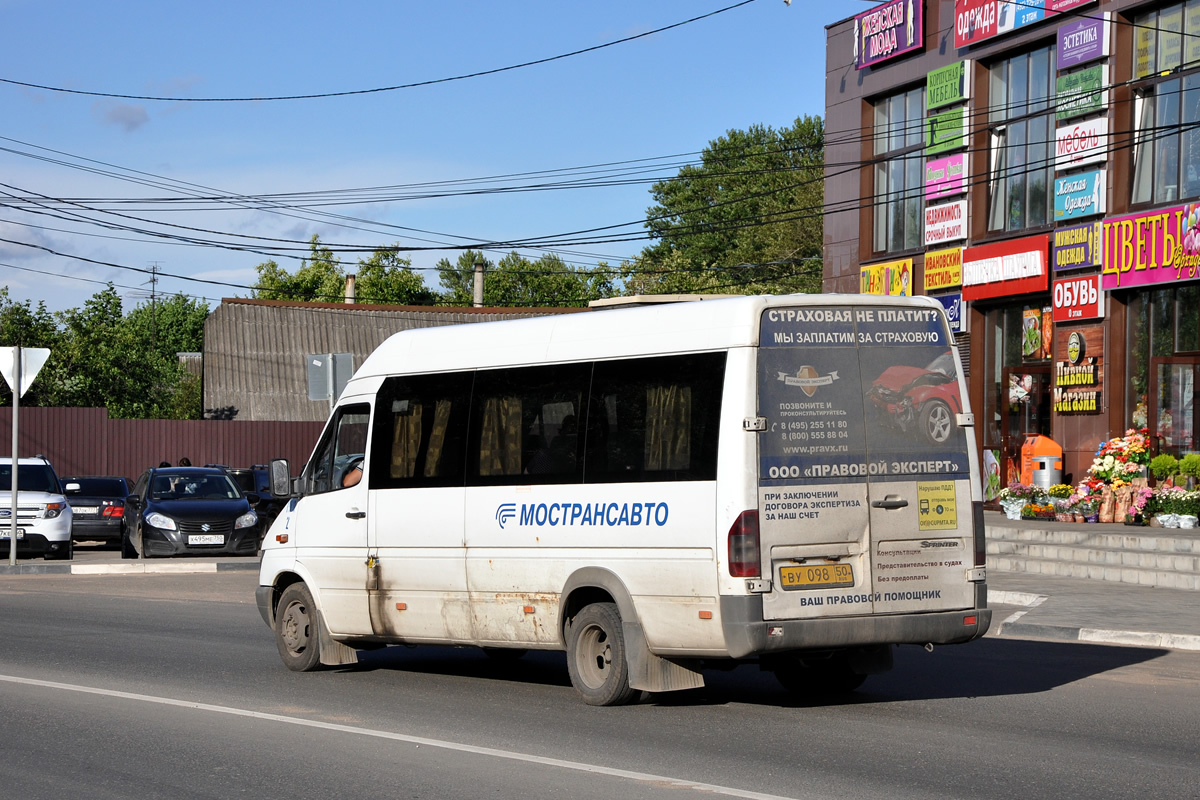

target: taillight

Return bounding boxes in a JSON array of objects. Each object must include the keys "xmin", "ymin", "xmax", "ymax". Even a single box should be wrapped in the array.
[
  {"xmin": 103, "ymin": 506, "xmax": 124, "ymax": 518},
  {"xmin": 727, "ymin": 510, "xmax": 761, "ymax": 578}
]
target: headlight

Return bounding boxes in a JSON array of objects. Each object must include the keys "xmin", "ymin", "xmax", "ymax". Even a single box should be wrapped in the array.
[
  {"xmin": 146, "ymin": 512, "xmax": 177, "ymax": 530},
  {"xmin": 43, "ymin": 502, "xmax": 66, "ymax": 519},
  {"xmin": 235, "ymin": 511, "xmax": 258, "ymax": 530}
]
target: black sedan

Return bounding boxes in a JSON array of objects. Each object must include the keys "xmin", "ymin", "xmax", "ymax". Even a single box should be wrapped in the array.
[
  {"xmin": 122, "ymin": 467, "xmax": 259, "ymax": 558},
  {"xmin": 61, "ymin": 476, "xmax": 131, "ymax": 545}
]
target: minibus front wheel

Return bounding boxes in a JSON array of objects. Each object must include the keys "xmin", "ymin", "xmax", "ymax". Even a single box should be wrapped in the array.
[
  {"xmin": 276, "ymin": 583, "xmax": 323, "ymax": 672},
  {"xmin": 565, "ymin": 602, "xmax": 637, "ymax": 706}
]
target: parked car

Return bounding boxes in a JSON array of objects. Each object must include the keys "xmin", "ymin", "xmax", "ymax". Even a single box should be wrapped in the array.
[
  {"xmin": 60, "ymin": 476, "xmax": 131, "ymax": 546},
  {"xmin": 122, "ymin": 466, "xmax": 259, "ymax": 558},
  {"xmin": 1, "ymin": 456, "xmax": 73, "ymax": 560},
  {"xmin": 223, "ymin": 465, "xmax": 287, "ymax": 536},
  {"xmin": 866, "ymin": 350, "xmax": 963, "ymax": 444}
]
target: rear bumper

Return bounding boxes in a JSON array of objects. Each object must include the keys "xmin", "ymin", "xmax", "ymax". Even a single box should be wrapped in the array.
[
  {"xmin": 71, "ymin": 519, "xmax": 123, "ymax": 542},
  {"xmin": 720, "ymin": 594, "xmax": 992, "ymax": 659}
]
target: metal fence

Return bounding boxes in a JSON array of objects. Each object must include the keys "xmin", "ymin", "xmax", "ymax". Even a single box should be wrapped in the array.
[{"xmin": 0, "ymin": 407, "xmax": 324, "ymax": 481}]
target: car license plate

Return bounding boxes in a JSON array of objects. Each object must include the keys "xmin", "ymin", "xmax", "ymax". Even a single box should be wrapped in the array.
[
  {"xmin": 75, "ymin": 506, "xmax": 99, "ymax": 515},
  {"xmin": 779, "ymin": 562, "xmax": 854, "ymax": 591},
  {"xmin": 0, "ymin": 528, "xmax": 27, "ymax": 540},
  {"xmin": 188, "ymin": 534, "xmax": 224, "ymax": 546}
]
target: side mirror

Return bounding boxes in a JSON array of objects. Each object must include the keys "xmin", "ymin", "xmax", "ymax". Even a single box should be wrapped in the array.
[
  {"xmin": 269, "ymin": 459, "xmax": 292, "ymax": 498},
  {"xmin": 64, "ymin": 482, "xmax": 81, "ymax": 493},
  {"xmin": 245, "ymin": 492, "xmax": 261, "ymax": 506}
]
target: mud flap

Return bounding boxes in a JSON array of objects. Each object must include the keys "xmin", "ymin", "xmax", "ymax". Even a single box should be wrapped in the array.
[
  {"xmin": 622, "ymin": 620, "xmax": 704, "ymax": 693},
  {"xmin": 317, "ymin": 607, "xmax": 360, "ymax": 667}
]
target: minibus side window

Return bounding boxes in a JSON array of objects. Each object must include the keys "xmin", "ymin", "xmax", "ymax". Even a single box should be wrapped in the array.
[
  {"xmin": 307, "ymin": 404, "xmax": 371, "ymax": 495},
  {"xmin": 370, "ymin": 373, "xmax": 472, "ymax": 489},
  {"xmin": 585, "ymin": 352, "xmax": 725, "ymax": 483},
  {"xmin": 467, "ymin": 363, "xmax": 591, "ymax": 486}
]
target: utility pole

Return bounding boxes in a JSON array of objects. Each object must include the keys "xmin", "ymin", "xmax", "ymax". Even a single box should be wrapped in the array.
[
  {"xmin": 472, "ymin": 257, "xmax": 486, "ymax": 308},
  {"xmin": 147, "ymin": 262, "xmax": 161, "ymax": 357}
]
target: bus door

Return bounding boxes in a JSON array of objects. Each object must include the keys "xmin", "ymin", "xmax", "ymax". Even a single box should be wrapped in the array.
[{"xmin": 756, "ymin": 305, "xmax": 976, "ymax": 622}]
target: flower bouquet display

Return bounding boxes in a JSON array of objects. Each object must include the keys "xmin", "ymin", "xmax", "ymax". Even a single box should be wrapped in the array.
[
  {"xmin": 997, "ymin": 481, "xmax": 1043, "ymax": 520},
  {"xmin": 1048, "ymin": 483, "xmax": 1074, "ymax": 522}
]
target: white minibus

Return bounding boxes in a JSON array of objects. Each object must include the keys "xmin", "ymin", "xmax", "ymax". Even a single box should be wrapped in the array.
[{"xmin": 257, "ymin": 294, "xmax": 991, "ymax": 705}]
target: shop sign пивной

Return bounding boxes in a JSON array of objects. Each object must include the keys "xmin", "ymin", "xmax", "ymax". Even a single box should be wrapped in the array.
[
  {"xmin": 860, "ymin": 258, "xmax": 913, "ymax": 295},
  {"xmin": 1057, "ymin": 14, "xmax": 1110, "ymax": 69},
  {"xmin": 1055, "ymin": 117, "xmax": 1109, "ymax": 171},
  {"xmin": 1052, "ymin": 273, "xmax": 1104, "ymax": 322},
  {"xmin": 925, "ymin": 198, "xmax": 967, "ymax": 245},
  {"xmin": 962, "ymin": 234, "xmax": 1049, "ymax": 300},
  {"xmin": 1056, "ymin": 65, "xmax": 1107, "ymax": 121},
  {"xmin": 1054, "ymin": 169, "xmax": 1105, "ymax": 221},
  {"xmin": 1053, "ymin": 327, "xmax": 1102, "ymax": 414},
  {"xmin": 924, "ymin": 246, "xmax": 963, "ymax": 291},
  {"xmin": 927, "ymin": 61, "xmax": 970, "ymax": 109},
  {"xmin": 1101, "ymin": 203, "xmax": 1200, "ymax": 289},
  {"xmin": 1053, "ymin": 221, "xmax": 1103, "ymax": 271},
  {"xmin": 925, "ymin": 153, "xmax": 967, "ymax": 200},
  {"xmin": 853, "ymin": 0, "xmax": 924, "ymax": 70}
]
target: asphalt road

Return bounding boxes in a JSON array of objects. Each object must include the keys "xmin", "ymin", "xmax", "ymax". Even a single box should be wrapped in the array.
[{"xmin": 1, "ymin": 571, "xmax": 1198, "ymax": 800}]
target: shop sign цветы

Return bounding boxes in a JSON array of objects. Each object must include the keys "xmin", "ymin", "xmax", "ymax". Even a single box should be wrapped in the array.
[
  {"xmin": 926, "ymin": 107, "xmax": 966, "ymax": 155},
  {"xmin": 1052, "ymin": 274, "xmax": 1104, "ymax": 322},
  {"xmin": 962, "ymin": 234, "xmax": 1049, "ymax": 300},
  {"xmin": 927, "ymin": 61, "xmax": 970, "ymax": 109},
  {"xmin": 860, "ymin": 258, "xmax": 913, "ymax": 295},
  {"xmin": 925, "ymin": 153, "xmax": 967, "ymax": 200},
  {"xmin": 1053, "ymin": 221, "xmax": 1103, "ymax": 271},
  {"xmin": 924, "ymin": 247, "xmax": 963, "ymax": 291},
  {"xmin": 1053, "ymin": 328, "xmax": 1102, "ymax": 414},
  {"xmin": 1055, "ymin": 117, "xmax": 1109, "ymax": 171},
  {"xmin": 954, "ymin": 0, "xmax": 1094, "ymax": 49},
  {"xmin": 1056, "ymin": 65, "xmax": 1107, "ymax": 121},
  {"xmin": 1101, "ymin": 203, "xmax": 1200, "ymax": 289},
  {"xmin": 1058, "ymin": 14, "xmax": 1110, "ymax": 69},
  {"xmin": 1054, "ymin": 169, "xmax": 1105, "ymax": 221},
  {"xmin": 925, "ymin": 199, "xmax": 967, "ymax": 245},
  {"xmin": 853, "ymin": 0, "xmax": 923, "ymax": 70}
]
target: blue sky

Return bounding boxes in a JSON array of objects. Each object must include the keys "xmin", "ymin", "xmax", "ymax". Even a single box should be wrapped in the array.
[{"xmin": 1, "ymin": 0, "xmax": 866, "ymax": 313}]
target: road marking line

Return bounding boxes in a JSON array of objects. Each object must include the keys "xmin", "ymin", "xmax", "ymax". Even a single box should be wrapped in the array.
[
  {"xmin": 0, "ymin": 674, "xmax": 796, "ymax": 800},
  {"xmin": 991, "ymin": 593, "xmax": 1047, "ymax": 631}
]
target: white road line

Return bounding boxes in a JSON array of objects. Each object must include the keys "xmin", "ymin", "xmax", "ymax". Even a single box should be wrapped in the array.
[
  {"xmin": 0, "ymin": 674, "xmax": 796, "ymax": 800},
  {"xmin": 991, "ymin": 592, "xmax": 1047, "ymax": 630}
]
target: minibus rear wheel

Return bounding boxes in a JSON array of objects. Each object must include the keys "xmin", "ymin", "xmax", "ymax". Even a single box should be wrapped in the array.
[
  {"xmin": 276, "ymin": 583, "xmax": 323, "ymax": 672},
  {"xmin": 565, "ymin": 602, "xmax": 637, "ymax": 706}
]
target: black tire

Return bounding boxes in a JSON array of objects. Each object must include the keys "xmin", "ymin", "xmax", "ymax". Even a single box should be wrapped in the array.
[
  {"xmin": 919, "ymin": 400, "xmax": 954, "ymax": 444},
  {"xmin": 771, "ymin": 653, "xmax": 867, "ymax": 696},
  {"xmin": 275, "ymin": 583, "xmax": 323, "ymax": 672},
  {"xmin": 120, "ymin": 529, "xmax": 137, "ymax": 559},
  {"xmin": 565, "ymin": 602, "xmax": 637, "ymax": 706}
]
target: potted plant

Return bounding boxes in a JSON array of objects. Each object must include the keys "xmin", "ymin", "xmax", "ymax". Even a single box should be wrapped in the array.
[
  {"xmin": 1150, "ymin": 453, "xmax": 1179, "ymax": 485},
  {"xmin": 1179, "ymin": 453, "xmax": 1200, "ymax": 490},
  {"xmin": 1154, "ymin": 486, "xmax": 1186, "ymax": 527},
  {"xmin": 1049, "ymin": 483, "xmax": 1074, "ymax": 521},
  {"xmin": 998, "ymin": 482, "xmax": 1040, "ymax": 520},
  {"xmin": 1127, "ymin": 486, "xmax": 1154, "ymax": 525},
  {"xmin": 1177, "ymin": 490, "xmax": 1200, "ymax": 528}
]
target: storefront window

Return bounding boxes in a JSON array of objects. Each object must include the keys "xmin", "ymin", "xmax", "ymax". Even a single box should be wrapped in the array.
[
  {"xmin": 984, "ymin": 302, "xmax": 1052, "ymax": 491},
  {"xmin": 872, "ymin": 86, "xmax": 925, "ymax": 254}
]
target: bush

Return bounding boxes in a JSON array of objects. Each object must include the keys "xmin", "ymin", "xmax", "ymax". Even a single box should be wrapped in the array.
[
  {"xmin": 1179, "ymin": 453, "xmax": 1200, "ymax": 480},
  {"xmin": 1150, "ymin": 453, "xmax": 1179, "ymax": 481}
]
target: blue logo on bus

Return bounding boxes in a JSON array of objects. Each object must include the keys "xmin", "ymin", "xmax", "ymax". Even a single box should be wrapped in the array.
[{"xmin": 495, "ymin": 503, "xmax": 517, "ymax": 529}]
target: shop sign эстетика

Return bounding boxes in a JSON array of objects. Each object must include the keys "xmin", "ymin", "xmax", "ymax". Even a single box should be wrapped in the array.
[
  {"xmin": 1101, "ymin": 203, "xmax": 1200, "ymax": 289},
  {"xmin": 1058, "ymin": 14, "xmax": 1110, "ymax": 69}
]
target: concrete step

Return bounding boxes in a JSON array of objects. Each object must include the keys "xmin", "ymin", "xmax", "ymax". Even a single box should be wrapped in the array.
[{"xmin": 985, "ymin": 523, "xmax": 1200, "ymax": 590}]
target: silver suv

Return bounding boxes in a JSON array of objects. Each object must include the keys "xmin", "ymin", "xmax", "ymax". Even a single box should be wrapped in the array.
[{"xmin": 1, "ymin": 456, "xmax": 73, "ymax": 560}]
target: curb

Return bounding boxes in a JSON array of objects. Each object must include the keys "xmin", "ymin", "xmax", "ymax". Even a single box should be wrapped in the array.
[
  {"xmin": 989, "ymin": 589, "xmax": 1200, "ymax": 652},
  {"xmin": 0, "ymin": 560, "xmax": 258, "ymax": 576}
]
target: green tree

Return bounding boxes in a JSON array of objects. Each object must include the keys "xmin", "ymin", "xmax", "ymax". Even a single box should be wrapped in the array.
[
  {"xmin": 627, "ymin": 115, "xmax": 825, "ymax": 295},
  {"xmin": 355, "ymin": 247, "xmax": 438, "ymax": 305},
  {"xmin": 436, "ymin": 250, "xmax": 616, "ymax": 307},
  {"xmin": 252, "ymin": 235, "xmax": 345, "ymax": 302},
  {"xmin": 0, "ymin": 288, "xmax": 60, "ymax": 407}
]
